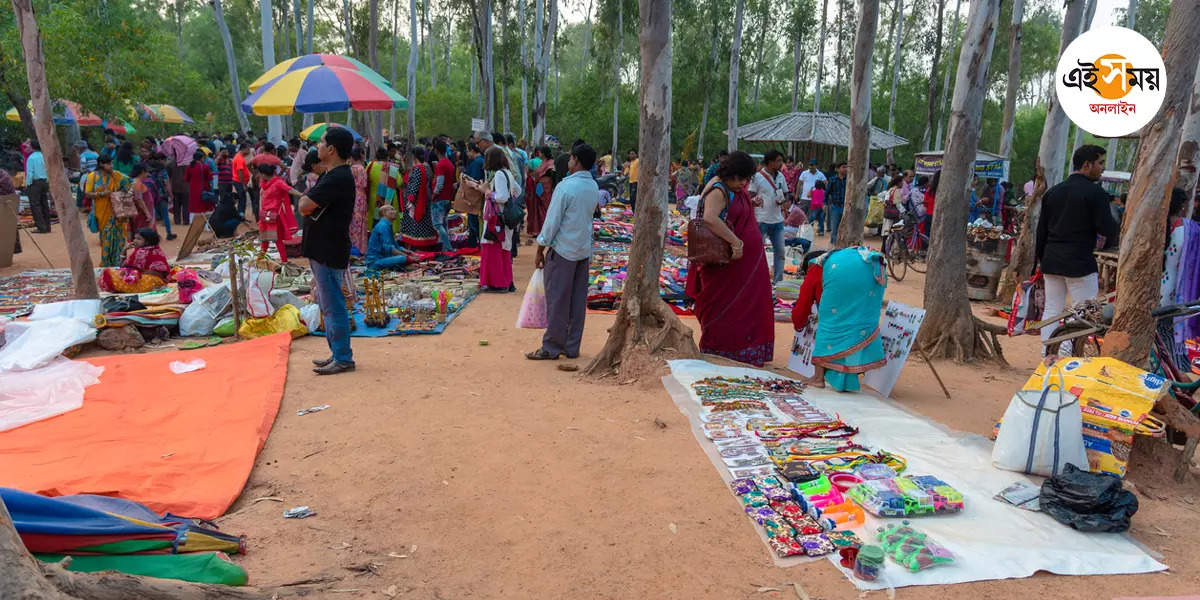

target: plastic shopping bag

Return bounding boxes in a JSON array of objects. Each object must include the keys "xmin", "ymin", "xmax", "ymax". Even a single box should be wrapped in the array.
[
  {"xmin": 515, "ymin": 269, "xmax": 548, "ymax": 329},
  {"xmin": 238, "ymin": 304, "xmax": 309, "ymax": 339},
  {"xmin": 244, "ymin": 268, "xmax": 276, "ymax": 319},
  {"xmin": 993, "ymin": 366, "xmax": 1088, "ymax": 477}
]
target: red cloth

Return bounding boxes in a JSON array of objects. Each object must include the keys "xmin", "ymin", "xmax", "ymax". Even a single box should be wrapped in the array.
[
  {"xmin": 231, "ymin": 153, "xmax": 251, "ymax": 184},
  {"xmin": 924, "ymin": 189, "xmax": 936, "ymax": 216},
  {"xmin": 434, "ymin": 158, "xmax": 456, "ymax": 202},
  {"xmin": 406, "ymin": 163, "xmax": 431, "ymax": 222},
  {"xmin": 791, "ymin": 263, "xmax": 823, "ymax": 330},
  {"xmin": 259, "ymin": 175, "xmax": 298, "ymax": 240},
  {"xmin": 684, "ymin": 187, "xmax": 775, "ymax": 366},
  {"xmin": 525, "ymin": 161, "xmax": 554, "ymax": 236},
  {"xmin": 185, "ymin": 162, "xmax": 212, "ymax": 213},
  {"xmin": 131, "ymin": 177, "xmax": 158, "ymax": 231},
  {"xmin": 125, "ymin": 244, "xmax": 170, "ymax": 276}
]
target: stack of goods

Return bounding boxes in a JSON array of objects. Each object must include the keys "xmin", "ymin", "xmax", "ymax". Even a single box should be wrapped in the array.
[
  {"xmin": 0, "ymin": 270, "xmax": 76, "ymax": 319},
  {"xmin": 691, "ymin": 375, "xmax": 966, "ymax": 563},
  {"xmin": 352, "ymin": 256, "xmax": 481, "ymax": 334},
  {"xmin": 593, "ymin": 220, "xmax": 634, "ymax": 243},
  {"xmin": 599, "ymin": 205, "xmax": 632, "ymax": 222},
  {"xmin": 875, "ymin": 521, "xmax": 955, "ymax": 571},
  {"xmin": 773, "ymin": 279, "xmax": 802, "ymax": 322},
  {"xmin": 587, "ymin": 242, "xmax": 691, "ymax": 313},
  {"xmin": 967, "ymin": 220, "xmax": 1011, "ymax": 243}
]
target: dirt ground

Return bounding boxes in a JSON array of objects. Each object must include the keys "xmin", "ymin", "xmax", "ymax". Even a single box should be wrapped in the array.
[{"xmin": 5, "ymin": 222, "xmax": 1200, "ymax": 599}]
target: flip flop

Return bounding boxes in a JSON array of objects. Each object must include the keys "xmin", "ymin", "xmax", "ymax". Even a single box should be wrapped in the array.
[{"xmin": 525, "ymin": 348, "xmax": 560, "ymax": 361}]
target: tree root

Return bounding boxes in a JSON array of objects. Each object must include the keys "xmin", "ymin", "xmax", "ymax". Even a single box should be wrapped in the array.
[
  {"xmin": 918, "ymin": 313, "xmax": 1009, "ymax": 365},
  {"xmin": 584, "ymin": 297, "xmax": 699, "ymax": 379}
]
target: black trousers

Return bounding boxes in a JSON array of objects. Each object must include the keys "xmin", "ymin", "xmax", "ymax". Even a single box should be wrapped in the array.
[
  {"xmin": 540, "ymin": 249, "xmax": 590, "ymax": 357},
  {"xmin": 27, "ymin": 179, "xmax": 51, "ymax": 232}
]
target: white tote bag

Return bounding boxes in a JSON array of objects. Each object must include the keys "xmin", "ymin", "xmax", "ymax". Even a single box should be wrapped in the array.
[{"xmin": 992, "ymin": 366, "xmax": 1088, "ymax": 477}]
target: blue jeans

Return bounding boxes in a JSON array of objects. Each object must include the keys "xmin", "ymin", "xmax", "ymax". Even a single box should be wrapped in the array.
[
  {"xmin": 310, "ymin": 259, "xmax": 354, "ymax": 364},
  {"xmin": 758, "ymin": 221, "xmax": 785, "ymax": 282},
  {"xmin": 467, "ymin": 214, "xmax": 480, "ymax": 246},
  {"xmin": 367, "ymin": 255, "xmax": 408, "ymax": 270},
  {"xmin": 809, "ymin": 207, "xmax": 825, "ymax": 234},
  {"xmin": 431, "ymin": 200, "xmax": 451, "ymax": 251},
  {"xmin": 155, "ymin": 201, "xmax": 173, "ymax": 236},
  {"xmin": 828, "ymin": 204, "xmax": 845, "ymax": 246}
]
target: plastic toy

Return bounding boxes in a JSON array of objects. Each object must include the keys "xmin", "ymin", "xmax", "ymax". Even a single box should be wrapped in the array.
[{"xmin": 875, "ymin": 521, "xmax": 955, "ymax": 572}]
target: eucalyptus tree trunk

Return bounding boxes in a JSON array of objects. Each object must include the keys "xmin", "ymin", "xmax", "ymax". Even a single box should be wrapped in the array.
[
  {"xmin": 751, "ymin": 0, "xmax": 769, "ymax": 107},
  {"xmin": 917, "ymin": 0, "xmax": 1003, "ymax": 362},
  {"xmin": 790, "ymin": 15, "xmax": 802, "ymax": 112},
  {"xmin": 1107, "ymin": 1, "xmax": 1200, "ymax": 364},
  {"xmin": 368, "ymin": 0, "xmax": 381, "ymax": 152},
  {"xmin": 831, "ymin": 0, "xmax": 846, "ymax": 114},
  {"xmin": 501, "ymin": 0, "xmax": 512, "ymax": 134},
  {"xmin": 998, "ymin": 0, "xmax": 1025, "ymax": 158},
  {"xmin": 1069, "ymin": 0, "xmax": 1098, "ymax": 160},
  {"xmin": 293, "ymin": 0, "xmax": 303, "ymax": 56},
  {"xmin": 579, "ymin": 0, "xmax": 593, "ymax": 81},
  {"xmin": 535, "ymin": 0, "xmax": 557, "ymax": 144},
  {"xmin": 303, "ymin": 0, "xmax": 314, "ymax": 127},
  {"xmin": 998, "ymin": 0, "xmax": 1086, "ymax": 303},
  {"xmin": 885, "ymin": 0, "xmax": 904, "ymax": 164},
  {"xmin": 1108, "ymin": 0, "xmax": 1137, "ymax": 171},
  {"xmin": 611, "ymin": 0, "xmax": 622, "ymax": 156},
  {"xmin": 175, "ymin": 0, "xmax": 186, "ymax": 57},
  {"xmin": 213, "ymin": 0, "xmax": 249, "ymax": 132},
  {"xmin": 921, "ymin": 0, "xmax": 946, "ymax": 151},
  {"xmin": 697, "ymin": 6, "xmax": 719, "ymax": 161},
  {"xmin": 933, "ymin": 0, "xmax": 961, "ymax": 149},
  {"xmin": 532, "ymin": 0, "xmax": 547, "ymax": 143},
  {"xmin": 1176, "ymin": 55, "xmax": 1200, "ymax": 201},
  {"xmin": 727, "ymin": 0, "xmax": 745, "ymax": 151},
  {"xmin": 813, "ymin": 0, "xmax": 829, "ymax": 114},
  {"xmin": 520, "ymin": 0, "xmax": 530, "ymax": 141},
  {"xmin": 281, "ymin": 1, "xmax": 291, "ymax": 63},
  {"xmin": 586, "ymin": 0, "xmax": 697, "ymax": 377},
  {"xmin": 262, "ymin": 0, "xmax": 282, "ymax": 143},
  {"xmin": 407, "ymin": 0, "xmax": 418, "ymax": 147},
  {"xmin": 484, "ymin": 0, "xmax": 494, "ymax": 128},
  {"xmin": 429, "ymin": 8, "xmax": 438, "ymax": 91},
  {"xmin": 11, "ymin": 0, "xmax": 97, "ymax": 299},
  {"xmin": 343, "ymin": 0, "xmax": 354, "ymax": 128},
  {"xmin": 391, "ymin": 0, "xmax": 399, "ymax": 136},
  {"xmin": 836, "ymin": 0, "xmax": 880, "ymax": 249}
]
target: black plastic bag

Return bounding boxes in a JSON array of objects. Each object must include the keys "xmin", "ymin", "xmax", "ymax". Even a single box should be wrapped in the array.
[
  {"xmin": 1039, "ymin": 463, "xmax": 1138, "ymax": 532},
  {"xmin": 102, "ymin": 295, "xmax": 146, "ymax": 314}
]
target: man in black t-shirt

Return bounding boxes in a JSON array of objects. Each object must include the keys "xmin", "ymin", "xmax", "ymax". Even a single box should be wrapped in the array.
[{"xmin": 298, "ymin": 128, "xmax": 357, "ymax": 375}]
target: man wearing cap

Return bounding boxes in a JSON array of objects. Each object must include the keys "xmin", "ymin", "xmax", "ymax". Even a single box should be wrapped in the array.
[{"xmin": 797, "ymin": 158, "xmax": 827, "ymax": 205}]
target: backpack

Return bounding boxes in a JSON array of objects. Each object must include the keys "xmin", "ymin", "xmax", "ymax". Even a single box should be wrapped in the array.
[{"xmin": 493, "ymin": 170, "xmax": 525, "ymax": 229}]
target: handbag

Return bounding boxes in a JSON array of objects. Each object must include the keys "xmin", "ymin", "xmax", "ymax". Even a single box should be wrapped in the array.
[
  {"xmin": 495, "ymin": 171, "xmax": 526, "ymax": 229},
  {"xmin": 259, "ymin": 210, "xmax": 278, "ymax": 241},
  {"xmin": 992, "ymin": 366, "xmax": 1087, "ymax": 477},
  {"xmin": 883, "ymin": 190, "xmax": 901, "ymax": 220},
  {"xmin": 453, "ymin": 174, "xmax": 483, "ymax": 213},
  {"xmin": 110, "ymin": 190, "xmax": 139, "ymax": 219},
  {"xmin": 1007, "ymin": 271, "xmax": 1045, "ymax": 336},
  {"xmin": 687, "ymin": 185, "xmax": 733, "ymax": 266}
]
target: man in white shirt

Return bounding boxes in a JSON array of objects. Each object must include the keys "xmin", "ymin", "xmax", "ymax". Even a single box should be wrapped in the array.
[
  {"xmin": 749, "ymin": 150, "xmax": 790, "ymax": 283},
  {"xmin": 797, "ymin": 158, "xmax": 827, "ymax": 202}
]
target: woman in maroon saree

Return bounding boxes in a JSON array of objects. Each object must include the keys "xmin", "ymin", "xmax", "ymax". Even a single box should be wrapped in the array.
[
  {"xmin": 684, "ymin": 151, "xmax": 775, "ymax": 366},
  {"xmin": 525, "ymin": 146, "xmax": 556, "ymax": 237}
]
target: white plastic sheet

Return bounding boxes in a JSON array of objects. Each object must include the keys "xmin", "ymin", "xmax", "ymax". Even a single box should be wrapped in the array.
[
  {"xmin": 0, "ymin": 357, "xmax": 103, "ymax": 432},
  {"xmin": 0, "ymin": 317, "xmax": 98, "ymax": 371},
  {"xmin": 664, "ymin": 359, "xmax": 1166, "ymax": 589},
  {"xmin": 28, "ymin": 299, "xmax": 102, "ymax": 324}
]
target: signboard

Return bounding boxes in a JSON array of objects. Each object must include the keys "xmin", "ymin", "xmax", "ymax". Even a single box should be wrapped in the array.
[
  {"xmin": 787, "ymin": 300, "xmax": 926, "ymax": 398},
  {"xmin": 470, "ymin": 118, "xmax": 485, "ymax": 132},
  {"xmin": 915, "ymin": 155, "xmax": 1007, "ymax": 179}
]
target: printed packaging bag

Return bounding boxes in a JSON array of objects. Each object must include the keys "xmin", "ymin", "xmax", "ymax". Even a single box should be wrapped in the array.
[{"xmin": 516, "ymin": 269, "xmax": 548, "ymax": 329}]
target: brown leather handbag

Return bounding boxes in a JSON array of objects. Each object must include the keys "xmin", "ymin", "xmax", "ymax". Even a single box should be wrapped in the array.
[
  {"xmin": 687, "ymin": 185, "xmax": 732, "ymax": 266},
  {"xmin": 452, "ymin": 173, "xmax": 484, "ymax": 214}
]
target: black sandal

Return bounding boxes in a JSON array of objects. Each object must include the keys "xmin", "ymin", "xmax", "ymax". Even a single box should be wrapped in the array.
[{"xmin": 525, "ymin": 348, "xmax": 560, "ymax": 360}]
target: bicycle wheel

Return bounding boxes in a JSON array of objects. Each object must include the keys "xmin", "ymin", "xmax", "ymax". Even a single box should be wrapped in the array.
[
  {"xmin": 1045, "ymin": 322, "xmax": 1103, "ymax": 358},
  {"xmin": 885, "ymin": 235, "xmax": 908, "ymax": 282},
  {"xmin": 907, "ymin": 232, "xmax": 929, "ymax": 273}
]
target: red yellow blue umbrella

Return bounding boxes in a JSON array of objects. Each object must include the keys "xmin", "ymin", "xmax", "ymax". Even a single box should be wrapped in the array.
[
  {"xmin": 248, "ymin": 53, "xmax": 387, "ymax": 93},
  {"xmin": 298, "ymin": 122, "xmax": 363, "ymax": 142},
  {"xmin": 240, "ymin": 65, "xmax": 407, "ymax": 116}
]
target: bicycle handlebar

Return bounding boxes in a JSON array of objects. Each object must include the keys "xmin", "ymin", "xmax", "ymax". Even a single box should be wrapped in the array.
[{"xmin": 1152, "ymin": 300, "xmax": 1200, "ymax": 318}]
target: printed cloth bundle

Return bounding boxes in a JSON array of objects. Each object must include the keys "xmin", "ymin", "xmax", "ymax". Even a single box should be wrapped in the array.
[{"xmin": 731, "ymin": 476, "xmax": 862, "ymax": 558}]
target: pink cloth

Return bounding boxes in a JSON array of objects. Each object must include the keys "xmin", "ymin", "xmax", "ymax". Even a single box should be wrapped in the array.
[
  {"xmin": 809, "ymin": 188, "xmax": 825, "ymax": 210},
  {"xmin": 479, "ymin": 243, "xmax": 513, "ymax": 289}
]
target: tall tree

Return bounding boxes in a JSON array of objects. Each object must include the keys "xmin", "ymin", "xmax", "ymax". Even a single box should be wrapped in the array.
[
  {"xmin": 174, "ymin": 0, "xmax": 187, "ymax": 57},
  {"xmin": 11, "ymin": 0, "xmax": 96, "ymax": 299},
  {"xmin": 726, "ymin": 0, "xmax": 745, "ymax": 151},
  {"xmin": 407, "ymin": 0, "xmax": 418, "ymax": 146},
  {"xmin": 884, "ymin": 0, "xmax": 904, "ymax": 164},
  {"xmin": 920, "ymin": 0, "xmax": 946, "ymax": 151},
  {"xmin": 831, "ymin": 0, "xmax": 847, "ymax": 114},
  {"xmin": 213, "ymin": 0, "xmax": 250, "ymax": 132},
  {"xmin": 1069, "ymin": 0, "xmax": 1098, "ymax": 159},
  {"xmin": 520, "ymin": 0, "xmax": 530, "ymax": 141},
  {"xmin": 696, "ymin": 1, "xmax": 720, "ymax": 161},
  {"xmin": 391, "ymin": 0, "xmax": 399, "ymax": 136},
  {"xmin": 579, "ymin": 0, "xmax": 593, "ymax": 82},
  {"xmin": 998, "ymin": 0, "xmax": 1025, "ymax": 158},
  {"xmin": 532, "ymin": 0, "xmax": 557, "ymax": 144},
  {"xmin": 586, "ymin": 0, "xmax": 697, "ymax": 376},
  {"xmin": 836, "ymin": 0, "xmax": 880, "ymax": 248},
  {"xmin": 261, "ymin": 0, "xmax": 281, "ymax": 143},
  {"xmin": 368, "ymin": 0, "xmax": 381, "ymax": 151},
  {"xmin": 428, "ymin": 0, "xmax": 438, "ymax": 90},
  {"xmin": 611, "ymin": 0, "xmax": 622, "ymax": 156},
  {"xmin": 933, "ymin": 0, "xmax": 961, "ymax": 149},
  {"xmin": 469, "ymin": 0, "xmax": 496, "ymax": 128},
  {"xmin": 1108, "ymin": 0, "xmax": 1137, "ymax": 171},
  {"xmin": 1177, "ymin": 55, "xmax": 1200, "ymax": 202},
  {"xmin": 1106, "ymin": 1, "xmax": 1200, "ymax": 363},
  {"xmin": 813, "ymin": 0, "xmax": 829, "ymax": 113},
  {"xmin": 917, "ymin": 0, "xmax": 1003, "ymax": 361},
  {"xmin": 293, "ymin": 0, "xmax": 303, "ymax": 56},
  {"xmin": 303, "ymin": 0, "xmax": 314, "ymax": 128},
  {"xmin": 998, "ymin": 0, "xmax": 1087, "ymax": 302},
  {"xmin": 790, "ymin": 8, "xmax": 803, "ymax": 112},
  {"xmin": 343, "ymin": 0, "xmax": 355, "ymax": 129},
  {"xmin": 750, "ymin": 0, "xmax": 769, "ymax": 107}
]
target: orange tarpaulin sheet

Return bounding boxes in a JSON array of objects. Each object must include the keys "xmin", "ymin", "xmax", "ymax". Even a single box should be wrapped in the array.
[{"xmin": 0, "ymin": 333, "xmax": 291, "ymax": 520}]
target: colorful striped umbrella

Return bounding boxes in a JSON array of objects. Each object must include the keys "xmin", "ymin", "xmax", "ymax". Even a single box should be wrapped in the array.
[
  {"xmin": 102, "ymin": 119, "xmax": 137, "ymax": 135},
  {"xmin": 241, "ymin": 66, "xmax": 407, "ymax": 115},
  {"xmin": 298, "ymin": 122, "xmax": 363, "ymax": 142},
  {"xmin": 247, "ymin": 53, "xmax": 386, "ymax": 93},
  {"xmin": 5, "ymin": 100, "xmax": 101, "ymax": 126},
  {"xmin": 140, "ymin": 104, "xmax": 194, "ymax": 124}
]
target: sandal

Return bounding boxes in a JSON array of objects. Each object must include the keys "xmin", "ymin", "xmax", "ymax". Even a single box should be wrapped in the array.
[{"xmin": 525, "ymin": 348, "xmax": 560, "ymax": 361}]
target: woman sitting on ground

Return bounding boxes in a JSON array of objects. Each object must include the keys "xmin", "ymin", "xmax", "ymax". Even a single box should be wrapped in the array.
[
  {"xmin": 791, "ymin": 246, "xmax": 887, "ymax": 392},
  {"xmin": 99, "ymin": 228, "xmax": 171, "ymax": 294}
]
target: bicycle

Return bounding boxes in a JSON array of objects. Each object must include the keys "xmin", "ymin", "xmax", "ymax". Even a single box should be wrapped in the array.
[{"xmin": 881, "ymin": 220, "xmax": 928, "ymax": 282}]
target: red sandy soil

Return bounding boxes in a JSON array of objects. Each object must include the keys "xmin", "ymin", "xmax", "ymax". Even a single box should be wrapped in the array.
[{"xmin": 4, "ymin": 223, "xmax": 1198, "ymax": 599}]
